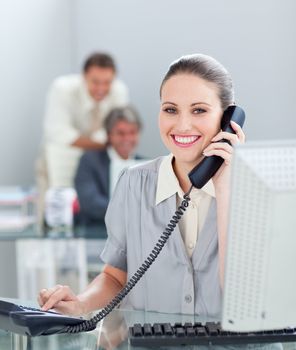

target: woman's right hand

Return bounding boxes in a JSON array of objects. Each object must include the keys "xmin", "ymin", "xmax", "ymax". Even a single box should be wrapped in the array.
[{"xmin": 38, "ymin": 285, "xmax": 85, "ymax": 316}]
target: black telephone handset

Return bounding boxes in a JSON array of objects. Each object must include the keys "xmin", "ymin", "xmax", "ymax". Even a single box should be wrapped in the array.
[
  {"xmin": 0, "ymin": 106, "xmax": 246, "ymax": 337},
  {"xmin": 188, "ymin": 105, "xmax": 246, "ymax": 189}
]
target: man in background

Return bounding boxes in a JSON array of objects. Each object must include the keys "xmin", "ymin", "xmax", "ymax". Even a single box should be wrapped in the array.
[
  {"xmin": 36, "ymin": 52, "xmax": 129, "ymax": 226},
  {"xmin": 43, "ymin": 52, "xmax": 129, "ymax": 149},
  {"xmin": 74, "ymin": 106, "xmax": 143, "ymax": 227}
]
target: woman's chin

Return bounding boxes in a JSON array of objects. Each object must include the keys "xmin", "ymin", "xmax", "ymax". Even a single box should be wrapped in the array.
[{"xmin": 174, "ymin": 154, "xmax": 204, "ymax": 169}]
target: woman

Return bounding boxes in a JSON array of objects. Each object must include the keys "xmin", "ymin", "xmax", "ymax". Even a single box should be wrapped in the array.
[{"xmin": 38, "ymin": 54, "xmax": 245, "ymax": 317}]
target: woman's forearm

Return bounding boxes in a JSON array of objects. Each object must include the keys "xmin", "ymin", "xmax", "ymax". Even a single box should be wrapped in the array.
[{"xmin": 77, "ymin": 267, "xmax": 127, "ymax": 314}]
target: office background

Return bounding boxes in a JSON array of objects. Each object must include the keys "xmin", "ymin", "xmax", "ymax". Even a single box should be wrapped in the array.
[{"xmin": 0, "ymin": 0, "xmax": 295, "ymax": 186}]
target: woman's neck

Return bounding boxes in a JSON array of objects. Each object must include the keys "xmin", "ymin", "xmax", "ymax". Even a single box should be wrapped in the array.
[{"xmin": 172, "ymin": 158, "xmax": 196, "ymax": 193}]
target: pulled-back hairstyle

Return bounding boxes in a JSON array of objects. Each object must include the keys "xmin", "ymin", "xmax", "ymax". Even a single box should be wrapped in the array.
[{"xmin": 160, "ymin": 54, "xmax": 234, "ymax": 111}]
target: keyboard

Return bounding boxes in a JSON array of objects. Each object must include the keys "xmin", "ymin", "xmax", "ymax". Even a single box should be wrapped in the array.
[
  {"xmin": 129, "ymin": 322, "xmax": 296, "ymax": 346},
  {"xmin": 0, "ymin": 299, "xmax": 84, "ymax": 336}
]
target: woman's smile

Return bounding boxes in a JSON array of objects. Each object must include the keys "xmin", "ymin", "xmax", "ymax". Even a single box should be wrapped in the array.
[{"xmin": 171, "ymin": 134, "xmax": 202, "ymax": 147}]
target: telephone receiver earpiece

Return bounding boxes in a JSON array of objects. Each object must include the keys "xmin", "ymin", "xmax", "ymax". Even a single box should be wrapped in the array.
[{"xmin": 188, "ymin": 105, "xmax": 246, "ymax": 189}]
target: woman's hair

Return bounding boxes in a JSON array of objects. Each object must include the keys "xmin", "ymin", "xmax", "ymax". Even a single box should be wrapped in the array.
[
  {"xmin": 104, "ymin": 106, "xmax": 142, "ymax": 134},
  {"xmin": 160, "ymin": 54, "xmax": 234, "ymax": 111}
]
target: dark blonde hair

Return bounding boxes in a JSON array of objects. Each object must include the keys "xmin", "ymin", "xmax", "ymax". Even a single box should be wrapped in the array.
[{"xmin": 160, "ymin": 54, "xmax": 234, "ymax": 111}]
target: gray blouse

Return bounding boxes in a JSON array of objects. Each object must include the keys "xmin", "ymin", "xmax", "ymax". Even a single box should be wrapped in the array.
[{"xmin": 100, "ymin": 157, "xmax": 222, "ymax": 317}]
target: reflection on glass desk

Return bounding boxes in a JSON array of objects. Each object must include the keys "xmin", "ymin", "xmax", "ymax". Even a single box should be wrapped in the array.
[
  {"xmin": 0, "ymin": 225, "xmax": 107, "ymax": 299},
  {"xmin": 0, "ymin": 298, "xmax": 289, "ymax": 350},
  {"xmin": 0, "ymin": 222, "xmax": 107, "ymax": 240}
]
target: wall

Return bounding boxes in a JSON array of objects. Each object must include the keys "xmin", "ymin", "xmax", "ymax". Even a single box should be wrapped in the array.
[
  {"xmin": 0, "ymin": 0, "xmax": 295, "ymax": 185},
  {"xmin": 74, "ymin": 0, "xmax": 296, "ymax": 158},
  {"xmin": 0, "ymin": 0, "xmax": 75, "ymax": 185}
]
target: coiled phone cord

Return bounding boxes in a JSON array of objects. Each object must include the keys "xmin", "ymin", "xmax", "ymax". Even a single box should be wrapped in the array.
[{"xmin": 64, "ymin": 186, "xmax": 193, "ymax": 333}]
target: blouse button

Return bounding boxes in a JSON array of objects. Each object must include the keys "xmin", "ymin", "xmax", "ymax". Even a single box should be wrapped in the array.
[
  {"xmin": 188, "ymin": 242, "xmax": 194, "ymax": 249},
  {"xmin": 185, "ymin": 295, "xmax": 192, "ymax": 303}
]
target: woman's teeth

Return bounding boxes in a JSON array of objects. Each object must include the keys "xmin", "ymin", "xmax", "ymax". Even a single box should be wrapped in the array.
[{"xmin": 174, "ymin": 135, "xmax": 199, "ymax": 144}]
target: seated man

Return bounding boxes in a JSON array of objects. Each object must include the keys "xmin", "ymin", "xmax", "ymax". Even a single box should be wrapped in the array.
[{"xmin": 74, "ymin": 106, "xmax": 143, "ymax": 227}]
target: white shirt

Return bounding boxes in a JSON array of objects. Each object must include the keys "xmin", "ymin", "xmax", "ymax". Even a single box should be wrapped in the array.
[
  {"xmin": 107, "ymin": 147, "xmax": 132, "ymax": 195},
  {"xmin": 156, "ymin": 154, "xmax": 215, "ymax": 258},
  {"xmin": 107, "ymin": 147, "xmax": 145, "ymax": 195},
  {"xmin": 43, "ymin": 74, "xmax": 129, "ymax": 146}
]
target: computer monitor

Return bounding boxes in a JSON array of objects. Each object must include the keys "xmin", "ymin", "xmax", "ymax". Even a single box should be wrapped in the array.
[{"xmin": 222, "ymin": 140, "xmax": 296, "ymax": 332}]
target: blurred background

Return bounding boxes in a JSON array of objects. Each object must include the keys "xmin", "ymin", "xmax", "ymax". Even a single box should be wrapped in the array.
[
  {"xmin": 0, "ymin": 0, "xmax": 295, "ymax": 299},
  {"xmin": 0, "ymin": 0, "xmax": 295, "ymax": 186}
]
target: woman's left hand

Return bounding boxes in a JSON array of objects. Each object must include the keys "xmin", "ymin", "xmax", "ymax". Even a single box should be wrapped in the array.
[{"xmin": 202, "ymin": 120, "xmax": 246, "ymax": 193}]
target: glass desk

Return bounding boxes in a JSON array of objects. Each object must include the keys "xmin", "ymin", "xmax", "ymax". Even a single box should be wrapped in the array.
[
  {"xmin": 0, "ymin": 225, "xmax": 107, "ymax": 299},
  {"xmin": 0, "ymin": 222, "xmax": 107, "ymax": 240},
  {"xmin": 0, "ymin": 298, "xmax": 291, "ymax": 350}
]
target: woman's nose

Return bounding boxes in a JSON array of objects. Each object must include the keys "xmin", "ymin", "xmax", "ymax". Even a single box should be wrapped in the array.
[{"xmin": 176, "ymin": 114, "xmax": 192, "ymax": 132}]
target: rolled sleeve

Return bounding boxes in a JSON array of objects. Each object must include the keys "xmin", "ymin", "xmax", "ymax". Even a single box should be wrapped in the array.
[
  {"xmin": 49, "ymin": 125, "xmax": 80, "ymax": 145},
  {"xmin": 100, "ymin": 235, "xmax": 127, "ymax": 271},
  {"xmin": 90, "ymin": 128, "xmax": 107, "ymax": 144},
  {"xmin": 100, "ymin": 170, "xmax": 129, "ymax": 271}
]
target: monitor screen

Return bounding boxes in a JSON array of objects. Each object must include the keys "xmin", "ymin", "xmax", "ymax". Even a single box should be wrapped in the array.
[{"xmin": 222, "ymin": 140, "xmax": 296, "ymax": 331}]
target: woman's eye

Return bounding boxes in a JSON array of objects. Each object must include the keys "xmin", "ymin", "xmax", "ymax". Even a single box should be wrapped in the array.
[
  {"xmin": 163, "ymin": 107, "xmax": 177, "ymax": 114},
  {"xmin": 193, "ymin": 108, "xmax": 206, "ymax": 114}
]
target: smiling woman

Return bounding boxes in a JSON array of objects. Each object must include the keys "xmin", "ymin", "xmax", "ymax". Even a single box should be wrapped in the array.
[
  {"xmin": 38, "ymin": 54, "xmax": 245, "ymax": 319},
  {"xmin": 159, "ymin": 74, "xmax": 223, "ymax": 186},
  {"xmin": 158, "ymin": 54, "xmax": 236, "ymax": 194}
]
